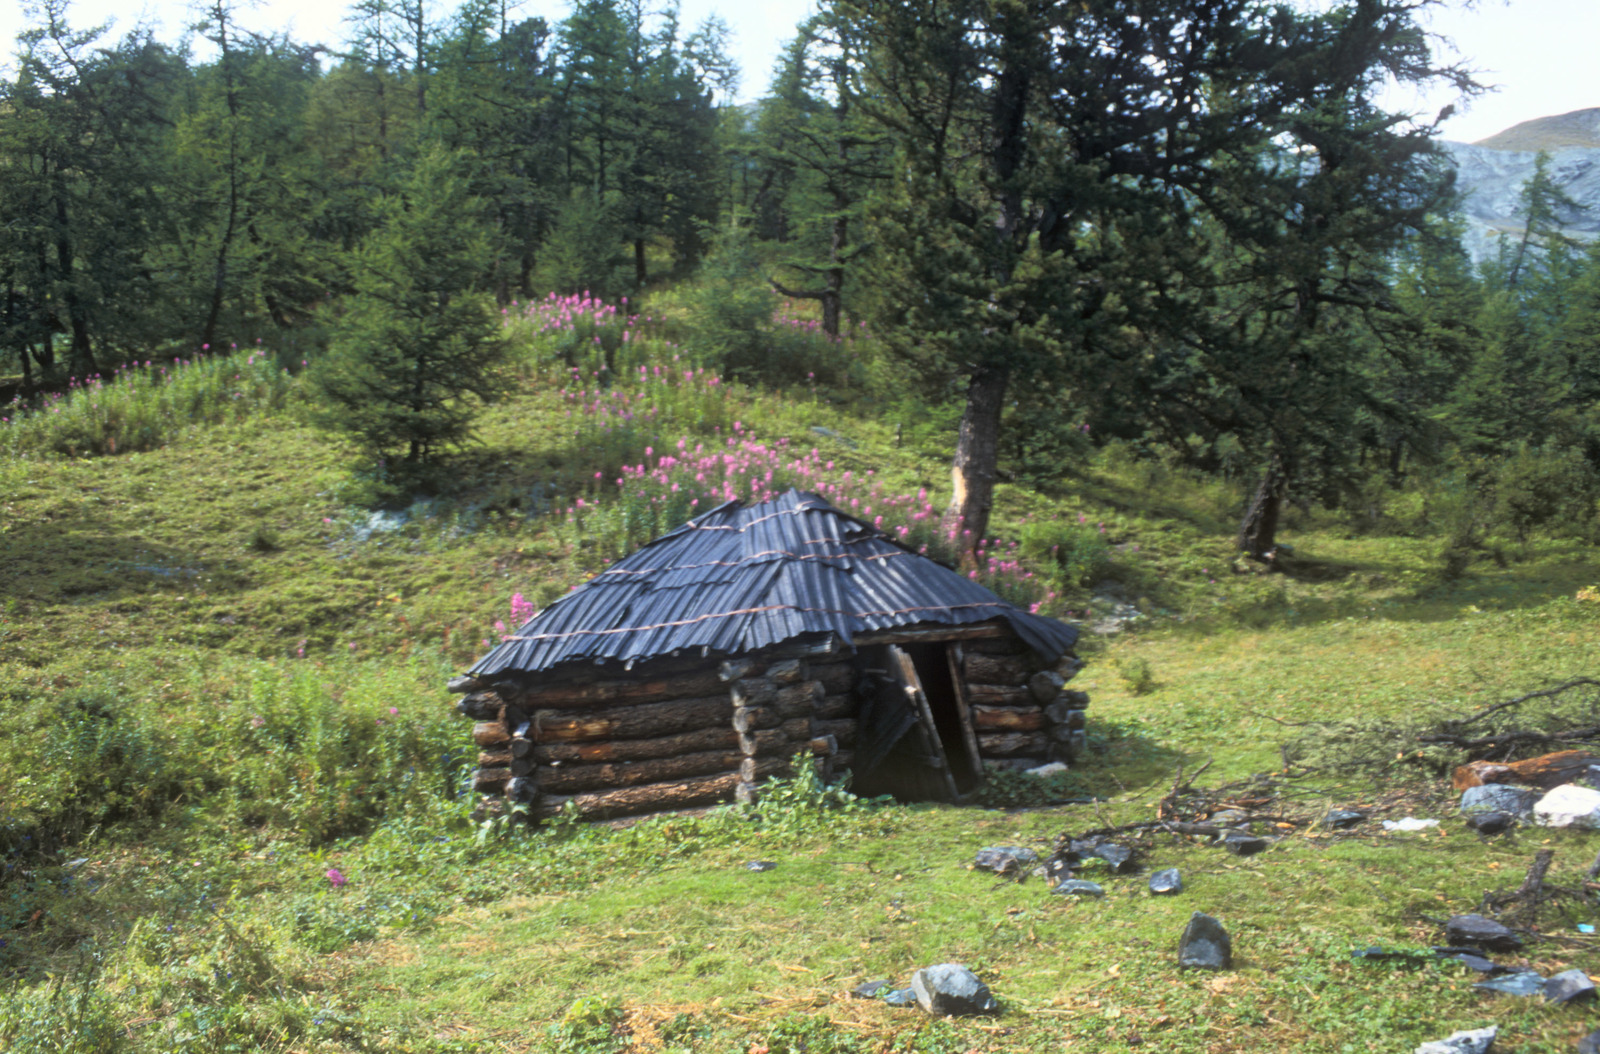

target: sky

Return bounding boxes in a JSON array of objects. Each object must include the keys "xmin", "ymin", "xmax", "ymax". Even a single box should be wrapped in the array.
[{"xmin": 2, "ymin": 0, "xmax": 1595, "ymax": 144}]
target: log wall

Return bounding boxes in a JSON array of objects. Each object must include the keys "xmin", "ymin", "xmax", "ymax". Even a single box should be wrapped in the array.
[
  {"xmin": 961, "ymin": 636, "xmax": 1087, "ymax": 769},
  {"xmin": 451, "ymin": 632, "xmax": 1085, "ymax": 819}
]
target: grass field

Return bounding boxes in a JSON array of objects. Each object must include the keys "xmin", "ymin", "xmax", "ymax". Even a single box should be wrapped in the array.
[{"xmin": 2, "ymin": 323, "xmax": 1598, "ymax": 1053}]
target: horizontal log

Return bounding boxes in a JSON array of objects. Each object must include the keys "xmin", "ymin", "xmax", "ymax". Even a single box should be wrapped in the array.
[
  {"xmin": 767, "ymin": 659, "xmax": 805, "ymax": 685},
  {"xmin": 964, "ymin": 653, "xmax": 1033, "ymax": 685},
  {"xmin": 520, "ymin": 669, "xmax": 726, "ymax": 709},
  {"xmin": 1029, "ymin": 671, "xmax": 1065, "ymax": 704},
  {"xmin": 812, "ymin": 718, "xmax": 857, "ymax": 748},
  {"xmin": 533, "ymin": 694, "xmax": 734, "ymax": 743},
  {"xmin": 479, "ymin": 749, "xmax": 511, "ymax": 768},
  {"xmin": 511, "ymin": 756, "xmax": 536, "ymax": 777},
  {"xmin": 510, "ymin": 738, "xmax": 534, "ymax": 758},
  {"xmin": 539, "ymin": 750, "xmax": 745, "ymax": 794},
  {"xmin": 474, "ymin": 766, "xmax": 510, "ymax": 793},
  {"xmin": 473, "ymin": 721, "xmax": 510, "ymax": 747},
  {"xmin": 731, "ymin": 677, "xmax": 777, "ymax": 707},
  {"xmin": 536, "ymin": 771, "xmax": 743, "ymax": 820},
  {"xmin": 833, "ymin": 749, "xmax": 854, "ymax": 769},
  {"xmin": 719, "ymin": 658, "xmax": 761, "ymax": 683},
  {"xmin": 962, "ymin": 634, "xmax": 1028, "ymax": 656},
  {"xmin": 505, "ymin": 776, "xmax": 536, "ymax": 802},
  {"xmin": 810, "ymin": 662, "xmax": 856, "ymax": 695},
  {"xmin": 977, "ymin": 731, "xmax": 1050, "ymax": 758},
  {"xmin": 971, "ymin": 705, "xmax": 1046, "ymax": 732},
  {"xmin": 774, "ymin": 682, "xmax": 823, "ymax": 718},
  {"xmin": 809, "ymin": 734, "xmax": 838, "ymax": 757},
  {"xmin": 733, "ymin": 705, "xmax": 780, "ymax": 733},
  {"xmin": 856, "ymin": 624, "xmax": 1008, "ymax": 646},
  {"xmin": 965, "ymin": 684, "xmax": 1036, "ymax": 706},
  {"xmin": 816, "ymin": 692, "xmax": 855, "ymax": 719},
  {"xmin": 739, "ymin": 727, "xmax": 790, "ymax": 757},
  {"xmin": 457, "ymin": 691, "xmax": 503, "ymax": 721},
  {"xmin": 448, "ymin": 674, "xmax": 485, "ymax": 694},
  {"xmin": 778, "ymin": 717, "xmax": 811, "ymax": 741},
  {"xmin": 740, "ymin": 755, "xmax": 790, "ymax": 782},
  {"xmin": 534, "ymin": 726, "xmax": 738, "ymax": 764},
  {"xmin": 1056, "ymin": 655, "xmax": 1085, "ymax": 681}
]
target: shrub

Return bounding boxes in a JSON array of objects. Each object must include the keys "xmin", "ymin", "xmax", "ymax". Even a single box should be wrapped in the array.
[
  {"xmin": 1019, "ymin": 518, "xmax": 1113, "ymax": 586},
  {"xmin": 1493, "ymin": 443, "xmax": 1600, "ymax": 541}
]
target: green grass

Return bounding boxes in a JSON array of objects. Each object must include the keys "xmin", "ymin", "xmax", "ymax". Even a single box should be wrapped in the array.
[{"xmin": 2, "ymin": 307, "xmax": 1599, "ymax": 1052}]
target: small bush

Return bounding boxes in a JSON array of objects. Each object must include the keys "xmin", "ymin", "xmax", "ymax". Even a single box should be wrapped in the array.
[
  {"xmin": 1493, "ymin": 443, "xmax": 1600, "ymax": 542},
  {"xmin": 971, "ymin": 764, "xmax": 1088, "ymax": 808},
  {"xmin": 1113, "ymin": 654, "xmax": 1158, "ymax": 695},
  {"xmin": 1019, "ymin": 518, "xmax": 1113, "ymax": 586}
]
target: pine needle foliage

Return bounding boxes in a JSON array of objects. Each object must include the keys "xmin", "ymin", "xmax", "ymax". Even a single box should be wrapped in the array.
[{"xmin": 311, "ymin": 146, "xmax": 507, "ymax": 465}]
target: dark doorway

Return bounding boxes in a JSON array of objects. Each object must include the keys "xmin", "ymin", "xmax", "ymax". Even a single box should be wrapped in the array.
[{"xmin": 901, "ymin": 642, "xmax": 982, "ymax": 794}]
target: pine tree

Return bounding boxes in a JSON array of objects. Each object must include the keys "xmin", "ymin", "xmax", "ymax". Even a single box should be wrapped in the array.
[{"xmin": 311, "ymin": 146, "xmax": 506, "ymax": 465}]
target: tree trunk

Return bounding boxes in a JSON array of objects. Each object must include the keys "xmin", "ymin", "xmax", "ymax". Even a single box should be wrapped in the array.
[
  {"xmin": 944, "ymin": 364, "xmax": 1010, "ymax": 559},
  {"xmin": 634, "ymin": 237, "xmax": 646, "ymax": 288},
  {"xmin": 532, "ymin": 694, "xmax": 734, "ymax": 743},
  {"xmin": 537, "ymin": 749, "xmax": 746, "ymax": 794},
  {"xmin": 1236, "ymin": 455, "xmax": 1288, "ymax": 561},
  {"xmin": 53, "ymin": 190, "xmax": 96, "ymax": 378},
  {"xmin": 534, "ymin": 726, "xmax": 738, "ymax": 765}
]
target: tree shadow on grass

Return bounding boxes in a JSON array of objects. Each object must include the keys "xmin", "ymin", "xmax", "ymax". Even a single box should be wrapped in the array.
[{"xmin": 1, "ymin": 503, "xmax": 246, "ymax": 609}]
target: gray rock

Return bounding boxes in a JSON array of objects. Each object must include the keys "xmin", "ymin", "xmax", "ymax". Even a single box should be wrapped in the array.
[
  {"xmin": 1545, "ymin": 968, "xmax": 1597, "ymax": 1004},
  {"xmin": 1578, "ymin": 1029, "xmax": 1600, "ymax": 1054},
  {"xmin": 1459, "ymin": 784, "xmax": 1539, "ymax": 820},
  {"xmin": 974, "ymin": 846, "xmax": 1039, "ymax": 874},
  {"xmin": 883, "ymin": 988, "xmax": 917, "ymax": 1007},
  {"xmin": 746, "ymin": 860, "xmax": 777, "ymax": 872},
  {"xmin": 910, "ymin": 963, "xmax": 999, "ymax": 1016},
  {"xmin": 1474, "ymin": 970, "xmax": 1546, "ymax": 997},
  {"xmin": 1439, "ymin": 951, "xmax": 1504, "ymax": 974},
  {"xmin": 1464, "ymin": 811, "xmax": 1515, "ymax": 835},
  {"xmin": 1323, "ymin": 809, "xmax": 1367, "ymax": 829},
  {"xmin": 852, "ymin": 979, "xmax": 892, "ymax": 999},
  {"xmin": 1210, "ymin": 808, "xmax": 1250, "ymax": 826},
  {"xmin": 1414, "ymin": 1024, "xmax": 1497, "ymax": 1054},
  {"xmin": 1445, "ymin": 914, "xmax": 1523, "ymax": 952},
  {"xmin": 1053, "ymin": 879, "xmax": 1105, "ymax": 898},
  {"xmin": 1149, "ymin": 868, "xmax": 1182, "ymax": 895},
  {"xmin": 1178, "ymin": 912, "xmax": 1232, "ymax": 970},
  {"xmin": 1222, "ymin": 832, "xmax": 1269, "ymax": 856},
  {"xmin": 1091, "ymin": 844, "xmax": 1134, "ymax": 872}
]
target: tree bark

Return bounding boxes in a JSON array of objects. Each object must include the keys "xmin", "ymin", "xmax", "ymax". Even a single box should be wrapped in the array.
[
  {"xmin": 533, "ymin": 726, "xmax": 738, "ymax": 765},
  {"xmin": 970, "ymin": 705, "xmax": 1046, "ymax": 732},
  {"xmin": 944, "ymin": 364, "xmax": 1010, "ymax": 559},
  {"xmin": 963, "ymin": 653, "xmax": 1032, "ymax": 685},
  {"xmin": 976, "ymin": 731, "xmax": 1049, "ymax": 757},
  {"xmin": 1237, "ymin": 454, "xmax": 1288, "ymax": 560},
  {"xmin": 519, "ymin": 669, "xmax": 726, "ymax": 708},
  {"xmin": 537, "ymin": 750, "xmax": 745, "ymax": 794},
  {"xmin": 532, "ymin": 694, "xmax": 734, "ymax": 742},
  {"xmin": 963, "ymin": 684, "xmax": 1034, "ymax": 706}
]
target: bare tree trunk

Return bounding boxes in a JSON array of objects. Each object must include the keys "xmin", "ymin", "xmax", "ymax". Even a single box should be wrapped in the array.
[
  {"xmin": 944, "ymin": 364, "xmax": 1010, "ymax": 558},
  {"xmin": 1237, "ymin": 454, "xmax": 1288, "ymax": 561}
]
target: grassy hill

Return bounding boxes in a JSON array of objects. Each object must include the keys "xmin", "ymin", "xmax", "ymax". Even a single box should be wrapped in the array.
[{"xmin": 2, "ymin": 304, "xmax": 1598, "ymax": 1053}]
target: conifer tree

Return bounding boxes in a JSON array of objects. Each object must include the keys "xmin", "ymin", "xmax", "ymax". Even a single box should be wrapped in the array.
[{"xmin": 311, "ymin": 146, "xmax": 506, "ymax": 465}]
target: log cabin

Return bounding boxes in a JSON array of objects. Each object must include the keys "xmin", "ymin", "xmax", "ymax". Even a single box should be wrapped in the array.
[{"xmin": 450, "ymin": 489, "xmax": 1087, "ymax": 820}]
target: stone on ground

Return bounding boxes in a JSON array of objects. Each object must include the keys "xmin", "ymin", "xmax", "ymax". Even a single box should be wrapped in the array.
[
  {"xmin": 1444, "ymin": 914, "xmax": 1523, "ymax": 952},
  {"xmin": 1149, "ymin": 868, "xmax": 1182, "ymax": 895},
  {"xmin": 1414, "ymin": 1025, "xmax": 1496, "ymax": 1054},
  {"xmin": 1177, "ymin": 912, "xmax": 1232, "ymax": 970},
  {"xmin": 910, "ymin": 963, "xmax": 999, "ymax": 1016},
  {"xmin": 1533, "ymin": 784, "xmax": 1600, "ymax": 829},
  {"xmin": 1544, "ymin": 968, "xmax": 1597, "ymax": 1004}
]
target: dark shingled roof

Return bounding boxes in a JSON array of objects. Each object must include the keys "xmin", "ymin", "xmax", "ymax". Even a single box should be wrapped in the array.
[{"xmin": 470, "ymin": 489, "xmax": 1078, "ymax": 678}]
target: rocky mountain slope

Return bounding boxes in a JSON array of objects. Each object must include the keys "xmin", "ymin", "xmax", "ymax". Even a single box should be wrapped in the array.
[{"xmin": 1444, "ymin": 108, "xmax": 1600, "ymax": 263}]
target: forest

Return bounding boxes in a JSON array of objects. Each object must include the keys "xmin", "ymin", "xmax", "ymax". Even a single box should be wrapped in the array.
[
  {"xmin": 4, "ymin": 1, "xmax": 1600, "ymax": 1051},
  {"xmin": 4, "ymin": 0, "xmax": 1597, "ymax": 559}
]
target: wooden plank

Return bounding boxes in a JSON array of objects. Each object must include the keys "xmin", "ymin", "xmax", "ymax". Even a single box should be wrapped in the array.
[
  {"xmin": 533, "ymin": 726, "xmax": 738, "ymax": 764},
  {"xmin": 945, "ymin": 643, "xmax": 985, "ymax": 782},
  {"xmin": 857, "ymin": 624, "xmax": 1007, "ymax": 647},
  {"xmin": 970, "ymin": 704, "xmax": 1047, "ymax": 732},
  {"xmin": 889, "ymin": 645, "xmax": 959, "ymax": 802}
]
